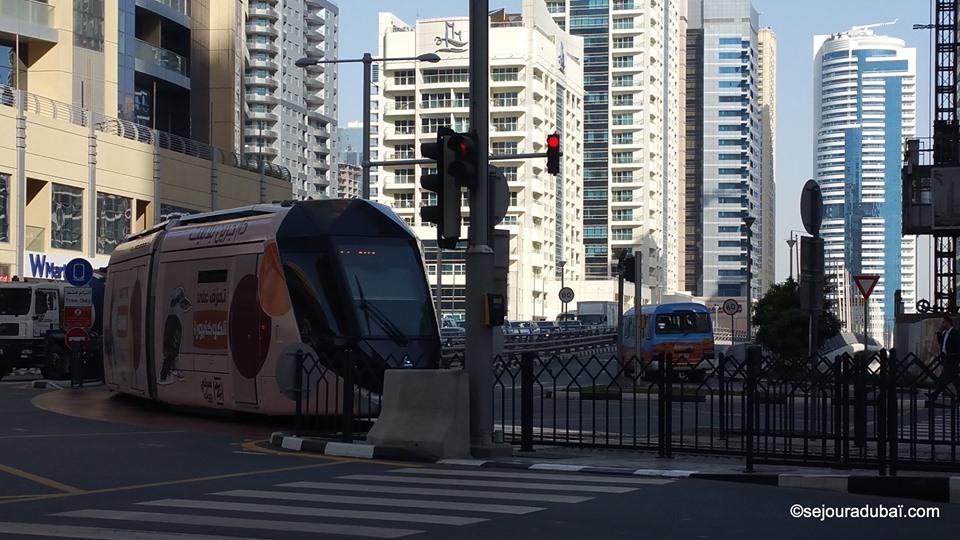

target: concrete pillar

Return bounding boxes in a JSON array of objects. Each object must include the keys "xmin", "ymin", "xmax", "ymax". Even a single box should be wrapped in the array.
[
  {"xmin": 87, "ymin": 109, "xmax": 97, "ymax": 258},
  {"xmin": 15, "ymin": 90, "xmax": 25, "ymax": 276},
  {"xmin": 152, "ymin": 130, "xmax": 161, "ymax": 225}
]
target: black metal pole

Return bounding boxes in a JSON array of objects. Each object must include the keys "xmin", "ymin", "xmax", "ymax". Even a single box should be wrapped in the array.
[
  {"xmin": 342, "ymin": 349, "xmax": 355, "ymax": 443},
  {"xmin": 887, "ymin": 348, "xmax": 898, "ymax": 476},
  {"xmin": 294, "ymin": 349, "xmax": 304, "ymax": 436},
  {"xmin": 745, "ymin": 345, "xmax": 759, "ymax": 472},
  {"xmin": 719, "ymin": 352, "xmax": 727, "ymax": 440},
  {"xmin": 361, "ymin": 53, "xmax": 372, "ymax": 199},
  {"xmin": 520, "ymin": 352, "xmax": 534, "ymax": 452}
]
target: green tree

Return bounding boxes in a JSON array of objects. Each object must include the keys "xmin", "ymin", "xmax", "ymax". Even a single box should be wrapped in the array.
[{"xmin": 752, "ymin": 278, "xmax": 842, "ymax": 359}]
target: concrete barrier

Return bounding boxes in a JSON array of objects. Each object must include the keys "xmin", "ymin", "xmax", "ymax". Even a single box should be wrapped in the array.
[{"xmin": 366, "ymin": 369, "xmax": 470, "ymax": 459}]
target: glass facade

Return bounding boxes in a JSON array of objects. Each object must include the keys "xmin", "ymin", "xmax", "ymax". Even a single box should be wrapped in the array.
[
  {"xmin": 96, "ymin": 192, "xmax": 131, "ymax": 255},
  {"xmin": 51, "ymin": 184, "xmax": 83, "ymax": 251}
]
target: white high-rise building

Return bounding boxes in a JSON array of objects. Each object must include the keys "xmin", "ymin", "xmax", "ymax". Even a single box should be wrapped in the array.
[
  {"xmin": 813, "ymin": 26, "xmax": 917, "ymax": 346},
  {"xmin": 373, "ymin": 0, "xmax": 585, "ymax": 320},
  {"xmin": 546, "ymin": 0, "xmax": 686, "ymax": 299},
  {"xmin": 758, "ymin": 27, "xmax": 776, "ymax": 293},
  {"xmin": 243, "ymin": 0, "xmax": 339, "ymax": 199}
]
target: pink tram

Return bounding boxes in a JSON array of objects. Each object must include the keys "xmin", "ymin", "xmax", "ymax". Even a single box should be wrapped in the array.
[{"xmin": 103, "ymin": 199, "xmax": 441, "ymax": 414}]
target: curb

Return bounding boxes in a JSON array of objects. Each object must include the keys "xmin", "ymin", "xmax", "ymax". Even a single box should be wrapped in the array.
[
  {"xmin": 437, "ymin": 459, "xmax": 960, "ymax": 504},
  {"xmin": 269, "ymin": 432, "xmax": 437, "ymax": 463}
]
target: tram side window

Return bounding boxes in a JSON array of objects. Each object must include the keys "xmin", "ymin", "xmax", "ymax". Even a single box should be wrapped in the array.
[
  {"xmin": 622, "ymin": 315, "xmax": 634, "ymax": 340},
  {"xmin": 198, "ymin": 269, "xmax": 228, "ymax": 283}
]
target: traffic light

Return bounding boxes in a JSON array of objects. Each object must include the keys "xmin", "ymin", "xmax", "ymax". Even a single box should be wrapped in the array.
[
  {"xmin": 420, "ymin": 126, "xmax": 460, "ymax": 248},
  {"xmin": 546, "ymin": 132, "xmax": 561, "ymax": 175},
  {"xmin": 447, "ymin": 131, "xmax": 478, "ymax": 190},
  {"xmin": 617, "ymin": 251, "xmax": 637, "ymax": 284}
]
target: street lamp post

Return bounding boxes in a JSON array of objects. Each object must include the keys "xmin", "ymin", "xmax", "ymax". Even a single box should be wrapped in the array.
[
  {"xmin": 294, "ymin": 53, "xmax": 441, "ymax": 200},
  {"xmin": 743, "ymin": 214, "xmax": 756, "ymax": 343},
  {"xmin": 786, "ymin": 234, "xmax": 797, "ymax": 281}
]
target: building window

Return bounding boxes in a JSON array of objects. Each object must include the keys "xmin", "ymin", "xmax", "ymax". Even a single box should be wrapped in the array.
[
  {"xmin": 454, "ymin": 92, "xmax": 470, "ymax": 108},
  {"xmin": 612, "ymin": 209, "xmax": 633, "ymax": 222},
  {"xmin": 719, "ymin": 269, "xmax": 745, "ymax": 277},
  {"xmin": 612, "ymin": 228, "xmax": 632, "ymax": 241},
  {"xmin": 421, "ymin": 192, "xmax": 437, "ymax": 206},
  {"xmin": 422, "ymin": 68, "xmax": 469, "ymax": 84},
  {"xmin": 719, "ymin": 66, "xmax": 742, "ymax": 74},
  {"xmin": 492, "ymin": 142, "xmax": 518, "ymax": 155},
  {"xmin": 718, "ymin": 212, "xmax": 743, "ymax": 219},
  {"xmin": 612, "ymin": 132, "xmax": 633, "ymax": 145},
  {"xmin": 718, "ymin": 240, "xmax": 742, "ymax": 247},
  {"xmin": 394, "ymin": 193, "xmax": 414, "ymax": 208},
  {"xmin": 584, "ymin": 189, "xmax": 607, "ymax": 200},
  {"xmin": 501, "ymin": 215, "xmax": 518, "ymax": 225},
  {"xmin": 395, "ymin": 95, "xmax": 414, "ymax": 110},
  {"xmin": 395, "ymin": 120, "xmax": 414, "ymax": 134},
  {"xmin": 718, "ymin": 226, "xmax": 740, "ymax": 233},
  {"xmin": 493, "ymin": 92, "xmax": 519, "ymax": 107},
  {"xmin": 96, "ymin": 192, "xmax": 130, "ymax": 255},
  {"xmin": 613, "ymin": 37, "xmax": 634, "ymax": 49},
  {"xmin": 74, "ymin": 0, "xmax": 104, "ymax": 52},
  {"xmin": 613, "ymin": 17, "xmax": 634, "ymax": 30},
  {"xmin": 612, "ymin": 171, "xmax": 633, "ymax": 183},
  {"xmin": 584, "ymin": 227, "xmax": 607, "ymax": 238},
  {"xmin": 421, "ymin": 92, "xmax": 451, "ymax": 108},
  {"xmin": 395, "ymin": 169, "xmax": 415, "ymax": 184},
  {"xmin": 719, "ymin": 52, "xmax": 743, "ymax": 60},
  {"xmin": 453, "ymin": 116, "xmax": 470, "ymax": 132},
  {"xmin": 719, "ymin": 255, "xmax": 743, "ymax": 262},
  {"xmin": 612, "ymin": 190, "xmax": 633, "ymax": 202},
  {"xmin": 394, "ymin": 70, "xmax": 415, "ymax": 85},
  {"xmin": 719, "ymin": 110, "xmax": 744, "ymax": 117},
  {"xmin": 421, "ymin": 117, "xmax": 451, "ymax": 134},
  {"xmin": 393, "ymin": 145, "xmax": 414, "ymax": 159},
  {"xmin": 719, "ymin": 81, "xmax": 743, "ymax": 88},
  {"xmin": 612, "ymin": 75, "xmax": 634, "ymax": 87},
  {"xmin": 509, "ymin": 191, "xmax": 519, "ymax": 207},
  {"xmin": 501, "ymin": 167, "xmax": 518, "ymax": 182},
  {"xmin": 612, "ymin": 151, "xmax": 633, "ymax": 164},
  {"xmin": 718, "ymin": 284, "xmax": 742, "ymax": 296},
  {"xmin": 719, "ymin": 37, "xmax": 743, "ymax": 46},
  {"xmin": 612, "ymin": 113, "xmax": 633, "ymax": 126},
  {"xmin": 613, "ymin": 55, "xmax": 634, "ymax": 68},
  {"xmin": 51, "ymin": 184, "xmax": 83, "ymax": 251},
  {"xmin": 492, "ymin": 67, "xmax": 520, "ymax": 81},
  {"xmin": 719, "ymin": 154, "xmax": 743, "ymax": 160},
  {"xmin": 613, "ymin": 94, "xmax": 634, "ymax": 106},
  {"xmin": 586, "ymin": 245, "xmax": 608, "ymax": 257},
  {"xmin": 492, "ymin": 117, "xmax": 519, "ymax": 132}
]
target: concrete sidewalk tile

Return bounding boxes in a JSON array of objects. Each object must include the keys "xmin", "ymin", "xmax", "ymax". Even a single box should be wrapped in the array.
[{"xmin": 778, "ymin": 474, "xmax": 849, "ymax": 493}]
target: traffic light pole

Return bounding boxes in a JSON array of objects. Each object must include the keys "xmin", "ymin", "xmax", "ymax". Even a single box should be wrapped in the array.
[{"xmin": 465, "ymin": 0, "xmax": 498, "ymax": 455}]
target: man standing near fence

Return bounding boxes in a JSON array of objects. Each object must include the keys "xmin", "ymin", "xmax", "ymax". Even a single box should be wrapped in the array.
[{"xmin": 928, "ymin": 316, "xmax": 960, "ymax": 406}]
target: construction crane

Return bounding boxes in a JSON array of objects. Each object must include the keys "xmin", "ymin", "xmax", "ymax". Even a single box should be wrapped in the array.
[{"xmin": 904, "ymin": 0, "xmax": 959, "ymax": 313}]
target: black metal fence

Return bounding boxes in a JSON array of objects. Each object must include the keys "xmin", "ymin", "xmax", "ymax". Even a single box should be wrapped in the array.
[{"xmin": 494, "ymin": 348, "xmax": 960, "ymax": 473}]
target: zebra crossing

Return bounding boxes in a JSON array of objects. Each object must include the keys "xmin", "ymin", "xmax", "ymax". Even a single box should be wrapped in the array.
[{"xmin": 0, "ymin": 466, "xmax": 674, "ymax": 539}]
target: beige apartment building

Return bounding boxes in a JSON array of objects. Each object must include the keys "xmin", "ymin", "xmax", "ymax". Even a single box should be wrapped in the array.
[
  {"xmin": 0, "ymin": 0, "xmax": 292, "ymax": 279},
  {"xmin": 373, "ymin": 0, "xmax": 585, "ymax": 320}
]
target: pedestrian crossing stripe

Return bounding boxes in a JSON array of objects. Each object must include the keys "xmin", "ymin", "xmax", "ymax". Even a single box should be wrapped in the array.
[{"xmin": 7, "ymin": 466, "xmax": 675, "ymax": 540}]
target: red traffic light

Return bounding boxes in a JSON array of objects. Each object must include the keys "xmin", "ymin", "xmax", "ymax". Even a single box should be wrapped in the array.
[{"xmin": 547, "ymin": 134, "xmax": 560, "ymax": 148}]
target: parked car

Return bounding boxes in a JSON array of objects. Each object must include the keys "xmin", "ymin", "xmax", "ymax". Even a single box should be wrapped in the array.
[
  {"xmin": 558, "ymin": 320, "xmax": 584, "ymax": 332},
  {"xmin": 510, "ymin": 321, "xmax": 539, "ymax": 335},
  {"xmin": 535, "ymin": 321, "xmax": 557, "ymax": 336},
  {"xmin": 440, "ymin": 326, "xmax": 466, "ymax": 345}
]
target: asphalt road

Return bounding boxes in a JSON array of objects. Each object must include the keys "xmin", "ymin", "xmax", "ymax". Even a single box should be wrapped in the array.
[{"xmin": 1, "ymin": 379, "xmax": 959, "ymax": 539}]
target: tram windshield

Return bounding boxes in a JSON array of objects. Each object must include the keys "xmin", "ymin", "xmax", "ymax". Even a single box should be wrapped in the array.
[{"xmin": 337, "ymin": 237, "xmax": 435, "ymax": 339}]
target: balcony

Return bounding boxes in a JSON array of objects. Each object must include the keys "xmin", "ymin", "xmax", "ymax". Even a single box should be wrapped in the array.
[
  {"xmin": 249, "ymin": 3, "xmax": 278, "ymax": 19},
  {"xmin": 247, "ymin": 39, "xmax": 279, "ymax": 55},
  {"xmin": 306, "ymin": 30, "xmax": 325, "ymax": 43},
  {"xmin": 305, "ymin": 92, "xmax": 325, "ymax": 106},
  {"xmin": 246, "ymin": 23, "xmax": 278, "ymax": 37},
  {"xmin": 247, "ymin": 110, "xmax": 278, "ymax": 122},
  {"xmin": 314, "ymin": 126, "xmax": 331, "ymax": 139},
  {"xmin": 248, "ymin": 57, "xmax": 277, "ymax": 71},
  {"xmin": 134, "ymin": 38, "xmax": 190, "ymax": 87},
  {"xmin": 245, "ymin": 92, "xmax": 279, "ymax": 105},
  {"xmin": 243, "ymin": 143, "xmax": 278, "ymax": 157},
  {"xmin": 244, "ymin": 126, "xmax": 278, "ymax": 139},
  {"xmin": 244, "ymin": 75, "xmax": 278, "ymax": 88},
  {"xmin": 0, "ymin": 0, "xmax": 56, "ymax": 43},
  {"xmin": 306, "ymin": 12, "xmax": 326, "ymax": 25},
  {"xmin": 137, "ymin": 0, "xmax": 191, "ymax": 28},
  {"xmin": 305, "ymin": 75, "xmax": 325, "ymax": 89}
]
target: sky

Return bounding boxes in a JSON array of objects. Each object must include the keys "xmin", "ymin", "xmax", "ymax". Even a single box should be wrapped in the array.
[{"xmin": 337, "ymin": 0, "xmax": 935, "ymax": 295}]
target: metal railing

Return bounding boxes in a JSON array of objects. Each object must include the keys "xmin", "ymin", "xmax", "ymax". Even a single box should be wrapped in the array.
[
  {"xmin": 1, "ymin": 0, "xmax": 53, "ymax": 27},
  {"xmin": 0, "ymin": 84, "xmax": 291, "ymax": 182}
]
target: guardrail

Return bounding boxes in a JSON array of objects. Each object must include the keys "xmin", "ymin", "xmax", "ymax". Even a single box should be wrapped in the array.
[{"xmin": 442, "ymin": 327, "xmax": 617, "ymax": 362}]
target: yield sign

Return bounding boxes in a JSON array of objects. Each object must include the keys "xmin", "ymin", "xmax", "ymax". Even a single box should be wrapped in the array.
[{"xmin": 853, "ymin": 275, "xmax": 880, "ymax": 299}]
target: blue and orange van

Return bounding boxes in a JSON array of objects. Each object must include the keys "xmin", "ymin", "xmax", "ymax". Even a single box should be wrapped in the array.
[{"xmin": 619, "ymin": 303, "xmax": 715, "ymax": 380}]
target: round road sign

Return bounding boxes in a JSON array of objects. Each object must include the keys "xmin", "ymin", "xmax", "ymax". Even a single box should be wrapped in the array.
[
  {"xmin": 65, "ymin": 327, "xmax": 89, "ymax": 351},
  {"xmin": 722, "ymin": 298, "xmax": 740, "ymax": 317},
  {"xmin": 558, "ymin": 287, "xmax": 575, "ymax": 304},
  {"xmin": 65, "ymin": 258, "xmax": 94, "ymax": 287}
]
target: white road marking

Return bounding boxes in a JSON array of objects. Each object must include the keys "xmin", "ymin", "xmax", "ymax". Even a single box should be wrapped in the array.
[
  {"xmin": 389, "ymin": 467, "xmax": 674, "ymax": 485},
  {"xmin": 212, "ymin": 489, "xmax": 544, "ymax": 514},
  {"xmin": 55, "ymin": 510, "xmax": 421, "ymax": 539},
  {"xmin": 0, "ymin": 521, "xmax": 274, "ymax": 540},
  {"xmin": 338, "ymin": 474, "xmax": 638, "ymax": 493},
  {"xmin": 136, "ymin": 498, "xmax": 486, "ymax": 526},
  {"xmin": 278, "ymin": 481, "xmax": 594, "ymax": 503}
]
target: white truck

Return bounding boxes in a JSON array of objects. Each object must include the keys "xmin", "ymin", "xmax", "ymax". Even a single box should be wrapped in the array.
[
  {"xmin": 576, "ymin": 301, "xmax": 619, "ymax": 328},
  {"xmin": 0, "ymin": 277, "xmax": 103, "ymax": 380}
]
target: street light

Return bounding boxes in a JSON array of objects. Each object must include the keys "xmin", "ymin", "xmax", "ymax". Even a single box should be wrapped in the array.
[
  {"xmin": 743, "ymin": 214, "xmax": 756, "ymax": 343},
  {"xmin": 294, "ymin": 53, "xmax": 441, "ymax": 199},
  {"xmin": 786, "ymin": 229, "xmax": 805, "ymax": 281}
]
